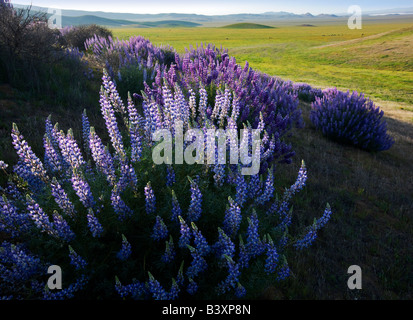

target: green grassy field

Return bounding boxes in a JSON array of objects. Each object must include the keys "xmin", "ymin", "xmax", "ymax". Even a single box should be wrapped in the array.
[{"xmin": 112, "ymin": 19, "xmax": 413, "ymax": 107}]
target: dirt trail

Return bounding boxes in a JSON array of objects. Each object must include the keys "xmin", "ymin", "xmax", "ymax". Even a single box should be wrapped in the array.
[{"xmin": 313, "ymin": 30, "xmax": 398, "ymax": 49}]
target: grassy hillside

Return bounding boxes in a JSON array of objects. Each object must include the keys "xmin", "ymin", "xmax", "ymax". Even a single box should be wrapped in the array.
[
  {"xmin": 221, "ymin": 23, "xmax": 274, "ymax": 29},
  {"xmin": 62, "ymin": 15, "xmax": 138, "ymax": 27},
  {"xmin": 112, "ymin": 20, "xmax": 413, "ymax": 106}
]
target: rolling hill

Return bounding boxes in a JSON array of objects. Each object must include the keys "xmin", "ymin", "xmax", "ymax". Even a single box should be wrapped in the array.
[
  {"xmin": 138, "ymin": 20, "xmax": 201, "ymax": 28},
  {"xmin": 61, "ymin": 15, "xmax": 201, "ymax": 28},
  {"xmin": 221, "ymin": 23, "xmax": 274, "ymax": 29}
]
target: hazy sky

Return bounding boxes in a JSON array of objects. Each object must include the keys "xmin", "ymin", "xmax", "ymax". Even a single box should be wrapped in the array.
[{"xmin": 11, "ymin": 0, "xmax": 413, "ymax": 15}]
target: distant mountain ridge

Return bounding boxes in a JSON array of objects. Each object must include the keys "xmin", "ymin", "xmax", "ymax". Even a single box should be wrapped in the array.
[{"xmin": 12, "ymin": 3, "xmax": 413, "ymax": 27}]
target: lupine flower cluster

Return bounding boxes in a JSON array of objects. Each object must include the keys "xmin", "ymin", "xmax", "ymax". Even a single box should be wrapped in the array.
[
  {"xmin": 43, "ymin": 275, "xmax": 89, "ymax": 300},
  {"xmin": 147, "ymin": 43, "xmax": 302, "ymax": 167},
  {"xmin": 213, "ymin": 228, "xmax": 236, "ymax": 260},
  {"xmin": 186, "ymin": 278, "xmax": 198, "ymax": 295},
  {"xmin": 111, "ymin": 184, "xmax": 133, "ymax": 220},
  {"xmin": 310, "ymin": 88, "xmax": 394, "ymax": 152},
  {"xmin": 0, "ymin": 72, "xmax": 333, "ymax": 300},
  {"xmin": 74, "ymin": 30, "xmax": 393, "ymax": 162},
  {"xmin": 152, "ymin": 216, "xmax": 169, "ymax": 241},
  {"xmin": 83, "ymin": 36, "xmax": 304, "ymax": 168},
  {"xmin": 144, "ymin": 182, "xmax": 156, "ymax": 215},
  {"xmin": 0, "ymin": 195, "xmax": 31, "ymax": 238},
  {"xmin": 222, "ymin": 197, "xmax": 242, "ymax": 238},
  {"xmin": 161, "ymin": 236, "xmax": 176, "ymax": 263},
  {"xmin": 217, "ymin": 255, "xmax": 241, "ymax": 295},
  {"xmin": 277, "ymin": 260, "xmax": 290, "ymax": 281},
  {"xmin": 186, "ymin": 244, "xmax": 208, "ymax": 279},
  {"xmin": 178, "ymin": 216, "xmax": 192, "ymax": 249},
  {"xmin": 191, "ymin": 223, "xmax": 210, "ymax": 257},
  {"xmin": 26, "ymin": 195, "xmax": 75, "ymax": 242},
  {"xmin": 86, "ymin": 208, "xmax": 104, "ymax": 238},
  {"xmin": 187, "ymin": 177, "xmax": 202, "ymax": 222},
  {"xmin": 117, "ymin": 234, "xmax": 132, "ymax": 261},
  {"xmin": 11, "ymin": 123, "xmax": 48, "ymax": 183},
  {"xmin": 0, "ymin": 160, "xmax": 8, "ymax": 170},
  {"xmin": 50, "ymin": 177, "xmax": 76, "ymax": 218},
  {"xmin": 147, "ymin": 272, "xmax": 169, "ymax": 300},
  {"xmin": 115, "ymin": 276, "xmax": 147, "ymax": 299},
  {"xmin": 68, "ymin": 246, "xmax": 88, "ymax": 270},
  {"xmin": 0, "ymin": 242, "xmax": 45, "ymax": 298},
  {"xmin": 171, "ymin": 190, "xmax": 182, "ymax": 223},
  {"xmin": 264, "ymin": 236, "xmax": 280, "ymax": 275}
]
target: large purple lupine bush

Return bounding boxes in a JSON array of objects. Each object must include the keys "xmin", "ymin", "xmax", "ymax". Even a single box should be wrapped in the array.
[{"xmin": 0, "ymin": 72, "xmax": 332, "ymax": 300}]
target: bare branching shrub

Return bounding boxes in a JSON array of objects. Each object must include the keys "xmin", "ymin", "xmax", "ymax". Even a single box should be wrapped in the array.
[
  {"xmin": 0, "ymin": 4, "xmax": 64, "ymax": 89},
  {"xmin": 0, "ymin": 4, "xmax": 94, "ymax": 106},
  {"xmin": 0, "ymin": 5, "xmax": 60, "ymax": 63}
]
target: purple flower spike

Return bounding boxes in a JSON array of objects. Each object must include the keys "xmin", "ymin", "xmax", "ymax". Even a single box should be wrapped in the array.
[
  {"xmin": 147, "ymin": 272, "xmax": 168, "ymax": 300},
  {"xmin": 11, "ymin": 123, "xmax": 48, "ymax": 183},
  {"xmin": 69, "ymin": 246, "xmax": 87, "ymax": 270},
  {"xmin": 50, "ymin": 178, "xmax": 76, "ymax": 219},
  {"xmin": 71, "ymin": 172, "xmax": 95, "ymax": 209},
  {"xmin": 187, "ymin": 177, "xmax": 202, "ymax": 222},
  {"xmin": 117, "ymin": 234, "xmax": 132, "ymax": 260},
  {"xmin": 144, "ymin": 182, "xmax": 156, "ymax": 215},
  {"xmin": 86, "ymin": 208, "xmax": 104, "ymax": 238},
  {"xmin": 152, "ymin": 215, "xmax": 169, "ymax": 241}
]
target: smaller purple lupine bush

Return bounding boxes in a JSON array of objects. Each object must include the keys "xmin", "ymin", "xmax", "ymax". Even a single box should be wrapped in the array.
[
  {"xmin": 310, "ymin": 88, "xmax": 394, "ymax": 152},
  {"xmin": 0, "ymin": 75, "xmax": 333, "ymax": 300}
]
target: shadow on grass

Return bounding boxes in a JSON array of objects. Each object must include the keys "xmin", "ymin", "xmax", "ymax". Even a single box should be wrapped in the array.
[{"xmin": 268, "ymin": 101, "xmax": 413, "ymax": 299}]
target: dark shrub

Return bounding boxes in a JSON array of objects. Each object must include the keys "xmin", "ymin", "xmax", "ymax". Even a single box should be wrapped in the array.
[
  {"xmin": 0, "ymin": 4, "xmax": 61, "ymax": 64},
  {"xmin": 61, "ymin": 24, "xmax": 113, "ymax": 51},
  {"xmin": 0, "ymin": 4, "xmax": 64, "ymax": 90},
  {"xmin": 310, "ymin": 88, "xmax": 394, "ymax": 152},
  {"xmin": 291, "ymin": 82, "xmax": 323, "ymax": 102}
]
